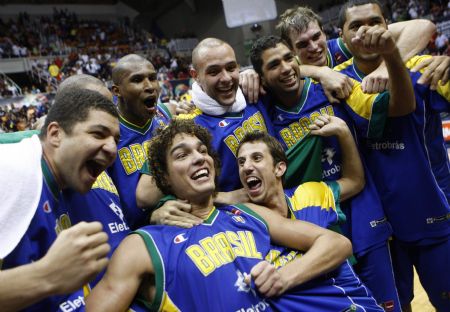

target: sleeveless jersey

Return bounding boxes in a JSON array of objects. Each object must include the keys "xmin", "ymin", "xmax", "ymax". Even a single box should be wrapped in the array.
[
  {"xmin": 1, "ymin": 159, "xmax": 74, "ymax": 311},
  {"xmin": 265, "ymin": 78, "xmax": 392, "ymax": 254},
  {"xmin": 108, "ymin": 104, "xmax": 170, "ymax": 229},
  {"xmin": 132, "ymin": 204, "xmax": 273, "ymax": 312},
  {"xmin": 335, "ymin": 56, "xmax": 450, "ymax": 243}
]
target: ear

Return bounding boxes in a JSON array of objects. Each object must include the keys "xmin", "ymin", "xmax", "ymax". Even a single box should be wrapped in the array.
[
  {"xmin": 46, "ymin": 121, "xmax": 63, "ymax": 147},
  {"xmin": 339, "ymin": 29, "xmax": 343, "ymax": 38},
  {"xmin": 111, "ymin": 84, "xmax": 120, "ymax": 97},
  {"xmin": 274, "ymin": 161, "xmax": 287, "ymax": 178},
  {"xmin": 190, "ymin": 68, "xmax": 199, "ymax": 81}
]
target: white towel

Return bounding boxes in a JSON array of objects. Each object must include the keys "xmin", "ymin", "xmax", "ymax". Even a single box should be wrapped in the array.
[
  {"xmin": 0, "ymin": 135, "xmax": 43, "ymax": 258},
  {"xmin": 191, "ymin": 81, "xmax": 247, "ymax": 115}
]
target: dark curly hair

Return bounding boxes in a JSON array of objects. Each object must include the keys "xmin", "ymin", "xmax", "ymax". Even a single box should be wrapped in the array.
[{"xmin": 147, "ymin": 119, "xmax": 221, "ymax": 196}]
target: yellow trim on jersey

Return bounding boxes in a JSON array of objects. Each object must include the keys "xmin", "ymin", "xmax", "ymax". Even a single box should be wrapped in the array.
[
  {"xmin": 291, "ymin": 182, "xmax": 337, "ymax": 212},
  {"xmin": 175, "ymin": 108, "xmax": 202, "ymax": 120},
  {"xmin": 406, "ymin": 55, "xmax": 450, "ymax": 101},
  {"xmin": 92, "ymin": 171, "xmax": 119, "ymax": 195},
  {"xmin": 333, "ymin": 58, "xmax": 354, "ymax": 72},
  {"xmin": 159, "ymin": 292, "xmax": 181, "ymax": 312},
  {"xmin": 346, "ymin": 79, "xmax": 382, "ymax": 120}
]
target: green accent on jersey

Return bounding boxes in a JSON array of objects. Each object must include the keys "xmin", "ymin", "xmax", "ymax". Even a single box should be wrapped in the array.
[
  {"xmin": 140, "ymin": 159, "xmax": 151, "ymax": 175},
  {"xmin": 119, "ymin": 114, "xmax": 153, "ymax": 135},
  {"xmin": 337, "ymin": 37, "xmax": 352, "ymax": 60},
  {"xmin": 133, "ymin": 230, "xmax": 165, "ymax": 312},
  {"xmin": 234, "ymin": 203, "xmax": 269, "ymax": 231},
  {"xmin": 275, "ymin": 78, "xmax": 311, "ymax": 113},
  {"xmin": 41, "ymin": 157, "xmax": 60, "ymax": 201},
  {"xmin": 285, "ymin": 134, "xmax": 323, "ymax": 187},
  {"xmin": 325, "ymin": 180, "xmax": 346, "ymax": 224},
  {"xmin": 368, "ymin": 92, "xmax": 390, "ymax": 138},
  {"xmin": 158, "ymin": 102, "xmax": 173, "ymax": 119},
  {"xmin": 202, "ymin": 207, "xmax": 219, "ymax": 225},
  {"xmin": 0, "ymin": 130, "xmax": 40, "ymax": 144}
]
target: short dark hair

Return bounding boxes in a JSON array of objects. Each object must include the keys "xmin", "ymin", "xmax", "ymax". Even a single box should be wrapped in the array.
[
  {"xmin": 338, "ymin": 0, "xmax": 385, "ymax": 29},
  {"xmin": 147, "ymin": 119, "xmax": 221, "ymax": 196},
  {"xmin": 237, "ymin": 131, "xmax": 288, "ymax": 180},
  {"xmin": 250, "ymin": 35, "xmax": 288, "ymax": 76},
  {"xmin": 276, "ymin": 6, "xmax": 323, "ymax": 49},
  {"xmin": 40, "ymin": 88, "xmax": 118, "ymax": 138}
]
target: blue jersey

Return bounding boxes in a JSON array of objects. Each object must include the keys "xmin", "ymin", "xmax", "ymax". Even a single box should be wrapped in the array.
[
  {"xmin": 269, "ymin": 181, "xmax": 382, "ymax": 312},
  {"xmin": 1, "ymin": 159, "xmax": 75, "ymax": 312},
  {"xmin": 326, "ymin": 38, "xmax": 352, "ymax": 68},
  {"xmin": 265, "ymin": 77, "xmax": 392, "ymax": 255},
  {"xmin": 132, "ymin": 204, "xmax": 273, "ymax": 312},
  {"xmin": 108, "ymin": 105, "xmax": 170, "ymax": 229},
  {"xmin": 177, "ymin": 104, "xmax": 273, "ymax": 191},
  {"xmin": 335, "ymin": 56, "xmax": 450, "ymax": 243},
  {"xmin": 66, "ymin": 171, "xmax": 130, "ymax": 286}
]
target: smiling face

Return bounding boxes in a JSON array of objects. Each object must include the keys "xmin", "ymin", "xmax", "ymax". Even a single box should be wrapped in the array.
[
  {"xmin": 237, "ymin": 141, "xmax": 286, "ymax": 204},
  {"xmin": 192, "ymin": 43, "xmax": 240, "ymax": 107},
  {"xmin": 113, "ymin": 61, "xmax": 160, "ymax": 124},
  {"xmin": 289, "ymin": 21, "xmax": 328, "ymax": 66},
  {"xmin": 260, "ymin": 43, "xmax": 302, "ymax": 99},
  {"xmin": 54, "ymin": 109, "xmax": 120, "ymax": 194},
  {"xmin": 341, "ymin": 3, "xmax": 387, "ymax": 61},
  {"xmin": 165, "ymin": 133, "xmax": 216, "ymax": 202}
]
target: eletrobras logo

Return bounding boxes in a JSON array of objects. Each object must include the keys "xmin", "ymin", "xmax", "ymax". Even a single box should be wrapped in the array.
[
  {"xmin": 234, "ymin": 270, "xmax": 270, "ymax": 312},
  {"xmin": 370, "ymin": 141, "xmax": 405, "ymax": 150}
]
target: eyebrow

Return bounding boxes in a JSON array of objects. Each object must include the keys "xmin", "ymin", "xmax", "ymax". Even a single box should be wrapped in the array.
[
  {"xmin": 205, "ymin": 61, "xmax": 237, "ymax": 71},
  {"xmin": 169, "ymin": 140, "xmax": 204, "ymax": 155}
]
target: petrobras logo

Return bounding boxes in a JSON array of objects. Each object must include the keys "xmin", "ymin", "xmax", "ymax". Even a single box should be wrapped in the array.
[
  {"xmin": 43, "ymin": 200, "xmax": 52, "ymax": 213},
  {"xmin": 234, "ymin": 270, "xmax": 255, "ymax": 296},
  {"xmin": 219, "ymin": 120, "xmax": 230, "ymax": 127},
  {"xmin": 321, "ymin": 148, "xmax": 336, "ymax": 166},
  {"xmin": 108, "ymin": 199, "xmax": 126, "ymax": 223},
  {"xmin": 174, "ymin": 233, "xmax": 187, "ymax": 244}
]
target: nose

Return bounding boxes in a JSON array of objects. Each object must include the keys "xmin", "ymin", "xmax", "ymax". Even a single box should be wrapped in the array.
[
  {"xmin": 192, "ymin": 149, "xmax": 206, "ymax": 165},
  {"xmin": 103, "ymin": 137, "xmax": 118, "ymax": 161},
  {"xmin": 308, "ymin": 40, "xmax": 319, "ymax": 51},
  {"xmin": 220, "ymin": 69, "xmax": 232, "ymax": 82},
  {"xmin": 143, "ymin": 78, "xmax": 156, "ymax": 92},
  {"xmin": 241, "ymin": 159, "xmax": 254, "ymax": 174},
  {"xmin": 280, "ymin": 60, "xmax": 291, "ymax": 73}
]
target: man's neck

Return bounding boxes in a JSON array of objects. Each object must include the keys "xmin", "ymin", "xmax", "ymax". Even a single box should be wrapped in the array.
[
  {"xmin": 262, "ymin": 185, "xmax": 289, "ymax": 218},
  {"xmin": 354, "ymin": 57, "xmax": 382, "ymax": 76},
  {"xmin": 276, "ymin": 80, "xmax": 305, "ymax": 109},
  {"xmin": 190, "ymin": 196, "xmax": 215, "ymax": 220},
  {"xmin": 41, "ymin": 144, "xmax": 63, "ymax": 191},
  {"xmin": 118, "ymin": 103, "xmax": 152, "ymax": 128}
]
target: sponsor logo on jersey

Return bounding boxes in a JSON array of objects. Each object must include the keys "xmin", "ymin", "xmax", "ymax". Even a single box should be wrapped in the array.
[
  {"xmin": 174, "ymin": 233, "xmax": 188, "ymax": 244},
  {"xmin": 322, "ymin": 148, "xmax": 336, "ymax": 166},
  {"xmin": 108, "ymin": 200, "xmax": 130, "ymax": 234},
  {"xmin": 234, "ymin": 270, "xmax": 256, "ymax": 296},
  {"xmin": 334, "ymin": 52, "xmax": 344, "ymax": 64},
  {"xmin": 277, "ymin": 114, "xmax": 284, "ymax": 121},
  {"xmin": 231, "ymin": 208, "xmax": 242, "ymax": 215},
  {"xmin": 232, "ymin": 216, "xmax": 245, "ymax": 224},
  {"xmin": 381, "ymin": 300, "xmax": 395, "ymax": 312},
  {"xmin": 219, "ymin": 120, "xmax": 230, "ymax": 127},
  {"xmin": 59, "ymin": 295, "xmax": 85, "ymax": 312},
  {"xmin": 43, "ymin": 200, "xmax": 51, "ymax": 213}
]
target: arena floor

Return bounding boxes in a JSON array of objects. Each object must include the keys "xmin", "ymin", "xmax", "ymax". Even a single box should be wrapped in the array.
[{"xmin": 412, "ymin": 269, "xmax": 435, "ymax": 311}]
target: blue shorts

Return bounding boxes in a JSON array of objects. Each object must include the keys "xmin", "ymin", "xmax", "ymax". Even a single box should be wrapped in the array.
[
  {"xmin": 271, "ymin": 260, "xmax": 383, "ymax": 312},
  {"xmin": 390, "ymin": 237, "xmax": 450, "ymax": 311},
  {"xmin": 353, "ymin": 242, "xmax": 401, "ymax": 312}
]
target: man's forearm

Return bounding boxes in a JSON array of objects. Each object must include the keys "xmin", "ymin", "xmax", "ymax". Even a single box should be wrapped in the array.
[
  {"xmin": 384, "ymin": 48, "xmax": 416, "ymax": 116},
  {"xmin": 0, "ymin": 261, "xmax": 55, "ymax": 311}
]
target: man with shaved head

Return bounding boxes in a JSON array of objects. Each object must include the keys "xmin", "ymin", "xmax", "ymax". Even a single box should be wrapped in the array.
[
  {"xmin": 108, "ymin": 54, "xmax": 172, "ymax": 229},
  {"xmin": 135, "ymin": 38, "xmax": 274, "ymax": 220}
]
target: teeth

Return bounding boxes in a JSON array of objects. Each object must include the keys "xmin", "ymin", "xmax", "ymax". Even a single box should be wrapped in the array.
[
  {"xmin": 192, "ymin": 168, "xmax": 208, "ymax": 179},
  {"xmin": 246, "ymin": 177, "xmax": 259, "ymax": 183}
]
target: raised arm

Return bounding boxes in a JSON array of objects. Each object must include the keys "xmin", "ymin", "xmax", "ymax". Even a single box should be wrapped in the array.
[
  {"xmin": 86, "ymin": 234, "xmax": 153, "ymax": 312},
  {"xmin": 363, "ymin": 19, "xmax": 435, "ymax": 93},
  {"xmin": 0, "ymin": 222, "xmax": 110, "ymax": 312},
  {"xmin": 309, "ymin": 115, "xmax": 364, "ymax": 200},
  {"xmin": 354, "ymin": 25, "xmax": 415, "ymax": 116},
  {"xmin": 247, "ymin": 203, "xmax": 352, "ymax": 296}
]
